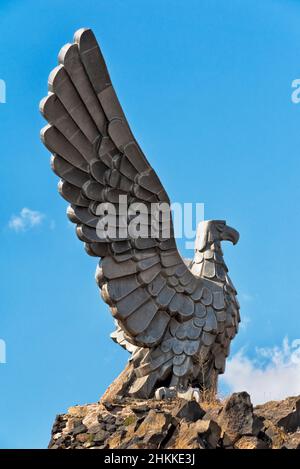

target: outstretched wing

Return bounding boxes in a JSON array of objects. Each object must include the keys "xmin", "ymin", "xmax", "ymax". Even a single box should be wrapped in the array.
[{"xmin": 40, "ymin": 28, "xmax": 221, "ymax": 353}]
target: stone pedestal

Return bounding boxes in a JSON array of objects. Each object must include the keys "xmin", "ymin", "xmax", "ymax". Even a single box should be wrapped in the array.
[{"xmin": 48, "ymin": 392, "xmax": 300, "ymax": 449}]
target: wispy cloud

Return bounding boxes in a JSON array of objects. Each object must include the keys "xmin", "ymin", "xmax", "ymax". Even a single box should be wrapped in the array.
[
  {"xmin": 240, "ymin": 292, "xmax": 255, "ymax": 302},
  {"xmin": 8, "ymin": 208, "xmax": 45, "ymax": 232},
  {"xmin": 239, "ymin": 314, "xmax": 251, "ymax": 330},
  {"xmin": 221, "ymin": 337, "xmax": 300, "ymax": 404}
]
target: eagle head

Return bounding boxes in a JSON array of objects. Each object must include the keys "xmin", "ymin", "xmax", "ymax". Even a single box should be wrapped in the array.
[{"xmin": 195, "ymin": 220, "xmax": 239, "ymax": 252}]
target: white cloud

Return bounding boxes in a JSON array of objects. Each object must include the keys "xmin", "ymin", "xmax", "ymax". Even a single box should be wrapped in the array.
[
  {"xmin": 8, "ymin": 208, "xmax": 45, "ymax": 232},
  {"xmin": 221, "ymin": 337, "xmax": 300, "ymax": 404}
]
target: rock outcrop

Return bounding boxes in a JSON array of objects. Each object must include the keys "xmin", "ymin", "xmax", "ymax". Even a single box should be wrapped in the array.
[{"xmin": 48, "ymin": 392, "xmax": 300, "ymax": 449}]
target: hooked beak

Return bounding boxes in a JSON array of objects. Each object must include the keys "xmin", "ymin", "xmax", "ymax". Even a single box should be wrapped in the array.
[{"xmin": 221, "ymin": 225, "xmax": 240, "ymax": 245}]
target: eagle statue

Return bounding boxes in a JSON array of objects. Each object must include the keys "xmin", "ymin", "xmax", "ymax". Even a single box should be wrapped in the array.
[{"xmin": 40, "ymin": 28, "xmax": 240, "ymax": 401}]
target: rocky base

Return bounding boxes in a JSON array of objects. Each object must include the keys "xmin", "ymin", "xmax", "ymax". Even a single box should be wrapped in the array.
[{"xmin": 49, "ymin": 392, "xmax": 300, "ymax": 449}]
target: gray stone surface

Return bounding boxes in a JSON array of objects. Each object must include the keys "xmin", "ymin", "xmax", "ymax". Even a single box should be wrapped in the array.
[
  {"xmin": 40, "ymin": 28, "xmax": 241, "ymax": 400},
  {"xmin": 217, "ymin": 392, "xmax": 263, "ymax": 444}
]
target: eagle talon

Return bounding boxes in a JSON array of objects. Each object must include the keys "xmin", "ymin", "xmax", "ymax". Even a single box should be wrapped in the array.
[
  {"xmin": 177, "ymin": 387, "xmax": 201, "ymax": 403},
  {"xmin": 155, "ymin": 386, "xmax": 201, "ymax": 402},
  {"xmin": 155, "ymin": 386, "xmax": 177, "ymax": 400}
]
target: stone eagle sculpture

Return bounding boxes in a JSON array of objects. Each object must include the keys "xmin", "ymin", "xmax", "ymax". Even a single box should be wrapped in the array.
[{"xmin": 40, "ymin": 28, "xmax": 240, "ymax": 401}]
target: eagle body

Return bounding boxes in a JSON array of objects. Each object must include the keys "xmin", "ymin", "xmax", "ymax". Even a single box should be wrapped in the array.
[{"xmin": 40, "ymin": 28, "xmax": 240, "ymax": 400}]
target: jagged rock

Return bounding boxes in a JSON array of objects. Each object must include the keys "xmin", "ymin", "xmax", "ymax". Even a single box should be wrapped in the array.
[
  {"xmin": 105, "ymin": 430, "xmax": 125, "ymax": 449},
  {"xmin": 254, "ymin": 396, "xmax": 300, "ymax": 432},
  {"xmin": 166, "ymin": 419, "xmax": 221, "ymax": 449},
  {"xmin": 68, "ymin": 405, "xmax": 89, "ymax": 418},
  {"xmin": 217, "ymin": 392, "xmax": 262, "ymax": 444},
  {"xmin": 131, "ymin": 404, "xmax": 150, "ymax": 414},
  {"xmin": 82, "ymin": 410, "xmax": 102, "ymax": 434},
  {"xmin": 135, "ymin": 409, "xmax": 172, "ymax": 446},
  {"xmin": 234, "ymin": 436, "xmax": 267, "ymax": 449},
  {"xmin": 282, "ymin": 432, "xmax": 300, "ymax": 449},
  {"xmin": 262, "ymin": 420, "xmax": 286, "ymax": 449},
  {"xmin": 48, "ymin": 393, "xmax": 300, "ymax": 449},
  {"xmin": 71, "ymin": 423, "xmax": 87, "ymax": 436},
  {"xmin": 93, "ymin": 429, "xmax": 109, "ymax": 443},
  {"xmin": 172, "ymin": 400, "xmax": 205, "ymax": 423},
  {"xmin": 76, "ymin": 433, "xmax": 90, "ymax": 443},
  {"xmin": 202, "ymin": 401, "xmax": 223, "ymax": 423},
  {"xmin": 51, "ymin": 414, "xmax": 67, "ymax": 434},
  {"xmin": 198, "ymin": 420, "xmax": 221, "ymax": 449},
  {"xmin": 221, "ymin": 432, "xmax": 234, "ymax": 448}
]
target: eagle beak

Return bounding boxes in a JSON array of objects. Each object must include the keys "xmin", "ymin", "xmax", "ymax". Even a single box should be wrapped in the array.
[{"xmin": 221, "ymin": 225, "xmax": 240, "ymax": 245}]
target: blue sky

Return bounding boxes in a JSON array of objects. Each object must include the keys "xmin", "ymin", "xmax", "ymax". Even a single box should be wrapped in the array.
[{"xmin": 1, "ymin": 0, "xmax": 300, "ymax": 448}]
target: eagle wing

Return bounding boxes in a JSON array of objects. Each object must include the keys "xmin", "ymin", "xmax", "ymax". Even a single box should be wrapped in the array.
[{"xmin": 40, "ymin": 29, "xmax": 230, "ymax": 374}]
